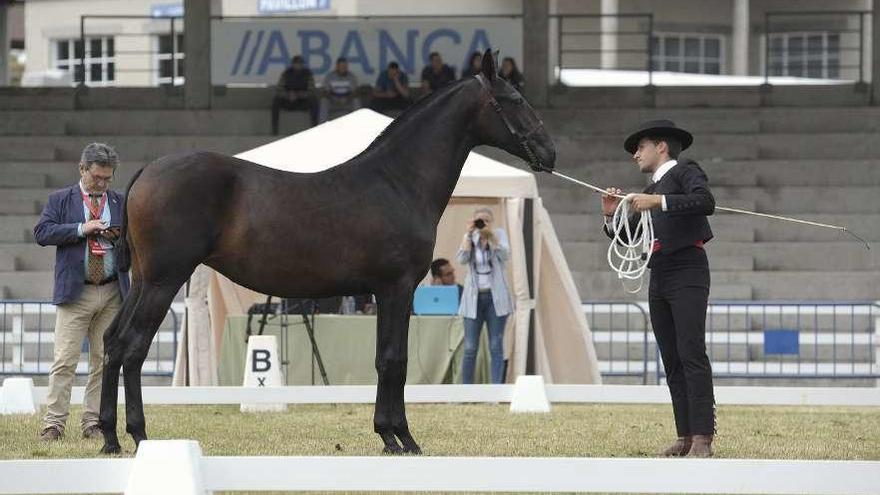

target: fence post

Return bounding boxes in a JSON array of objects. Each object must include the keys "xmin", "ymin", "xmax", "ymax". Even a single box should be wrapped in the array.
[
  {"xmin": 764, "ymin": 12, "xmax": 770, "ymax": 85},
  {"xmin": 646, "ymin": 14, "xmax": 654, "ymax": 87},
  {"xmin": 79, "ymin": 16, "xmax": 86, "ymax": 86},
  {"xmin": 874, "ymin": 303, "xmax": 879, "ymax": 388},
  {"xmin": 859, "ymin": 12, "xmax": 865, "ymax": 85},
  {"xmin": 11, "ymin": 315, "xmax": 23, "ymax": 372}
]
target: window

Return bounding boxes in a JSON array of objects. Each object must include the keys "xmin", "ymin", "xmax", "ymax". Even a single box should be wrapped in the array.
[
  {"xmin": 54, "ymin": 37, "xmax": 115, "ymax": 86},
  {"xmin": 155, "ymin": 33, "xmax": 185, "ymax": 86},
  {"xmin": 651, "ymin": 34, "xmax": 723, "ymax": 75},
  {"xmin": 768, "ymin": 32, "xmax": 840, "ymax": 79}
]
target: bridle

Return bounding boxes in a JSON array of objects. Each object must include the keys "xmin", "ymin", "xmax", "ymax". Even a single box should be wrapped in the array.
[{"xmin": 475, "ymin": 74, "xmax": 549, "ymax": 172}]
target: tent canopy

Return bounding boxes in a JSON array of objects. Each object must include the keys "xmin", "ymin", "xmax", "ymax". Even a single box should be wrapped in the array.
[{"xmin": 235, "ymin": 109, "xmax": 538, "ymax": 199}]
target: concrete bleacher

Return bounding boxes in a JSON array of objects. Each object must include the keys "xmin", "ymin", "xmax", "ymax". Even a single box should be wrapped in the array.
[{"xmin": 1, "ymin": 91, "xmax": 878, "ymax": 303}]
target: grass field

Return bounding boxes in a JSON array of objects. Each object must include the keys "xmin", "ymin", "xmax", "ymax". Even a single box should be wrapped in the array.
[{"xmin": 2, "ymin": 403, "xmax": 878, "ymax": 460}]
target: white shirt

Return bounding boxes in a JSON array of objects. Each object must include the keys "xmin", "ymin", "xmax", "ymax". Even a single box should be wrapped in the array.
[
  {"xmin": 471, "ymin": 231, "xmax": 493, "ymax": 290},
  {"xmin": 652, "ymin": 159, "xmax": 677, "ymax": 212}
]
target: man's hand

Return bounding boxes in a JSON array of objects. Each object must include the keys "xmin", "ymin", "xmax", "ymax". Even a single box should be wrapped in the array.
[
  {"xmin": 82, "ymin": 219, "xmax": 107, "ymax": 236},
  {"xmin": 602, "ymin": 187, "xmax": 623, "ymax": 216},
  {"xmin": 629, "ymin": 194, "xmax": 663, "ymax": 213}
]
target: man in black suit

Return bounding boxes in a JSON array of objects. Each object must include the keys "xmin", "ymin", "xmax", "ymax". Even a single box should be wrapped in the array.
[{"xmin": 602, "ymin": 120, "xmax": 716, "ymax": 457}]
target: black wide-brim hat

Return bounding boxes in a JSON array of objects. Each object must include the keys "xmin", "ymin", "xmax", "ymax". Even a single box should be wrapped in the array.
[{"xmin": 624, "ymin": 119, "xmax": 693, "ymax": 154}]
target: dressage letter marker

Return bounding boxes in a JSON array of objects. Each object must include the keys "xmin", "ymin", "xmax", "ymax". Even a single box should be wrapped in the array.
[
  {"xmin": 241, "ymin": 336, "xmax": 286, "ymax": 413},
  {"xmin": 0, "ymin": 377, "xmax": 37, "ymax": 415}
]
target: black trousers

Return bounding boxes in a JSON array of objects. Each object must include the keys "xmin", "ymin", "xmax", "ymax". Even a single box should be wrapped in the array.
[
  {"xmin": 271, "ymin": 96, "xmax": 318, "ymax": 133},
  {"xmin": 648, "ymin": 246, "xmax": 715, "ymax": 436}
]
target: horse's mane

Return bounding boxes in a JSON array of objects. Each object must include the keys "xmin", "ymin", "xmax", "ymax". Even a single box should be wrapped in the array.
[{"xmin": 361, "ymin": 76, "xmax": 473, "ymax": 154}]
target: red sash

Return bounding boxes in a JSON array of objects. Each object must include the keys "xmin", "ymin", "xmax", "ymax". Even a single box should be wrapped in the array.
[
  {"xmin": 81, "ymin": 191, "xmax": 108, "ymax": 256},
  {"xmin": 652, "ymin": 239, "xmax": 705, "ymax": 253}
]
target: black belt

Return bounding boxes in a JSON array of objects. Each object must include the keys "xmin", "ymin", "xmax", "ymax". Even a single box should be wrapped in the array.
[{"xmin": 85, "ymin": 276, "xmax": 118, "ymax": 286}]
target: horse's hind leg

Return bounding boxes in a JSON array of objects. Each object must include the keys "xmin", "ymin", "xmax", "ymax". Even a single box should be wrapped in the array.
[
  {"xmin": 119, "ymin": 283, "xmax": 179, "ymax": 448},
  {"xmin": 99, "ymin": 282, "xmax": 141, "ymax": 454},
  {"xmin": 373, "ymin": 282, "xmax": 421, "ymax": 455}
]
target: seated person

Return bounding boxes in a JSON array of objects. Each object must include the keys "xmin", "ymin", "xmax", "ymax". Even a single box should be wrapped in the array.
[
  {"xmin": 319, "ymin": 57, "xmax": 361, "ymax": 123},
  {"xmin": 430, "ymin": 257, "xmax": 464, "ymax": 301},
  {"xmin": 369, "ymin": 62, "xmax": 412, "ymax": 114},
  {"xmin": 420, "ymin": 52, "xmax": 455, "ymax": 96},
  {"xmin": 460, "ymin": 52, "xmax": 482, "ymax": 79},
  {"xmin": 271, "ymin": 55, "xmax": 318, "ymax": 133},
  {"xmin": 498, "ymin": 57, "xmax": 525, "ymax": 92}
]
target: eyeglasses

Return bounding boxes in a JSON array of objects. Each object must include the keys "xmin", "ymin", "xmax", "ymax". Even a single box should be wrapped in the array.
[{"xmin": 84, "ymin": 169, "xmax": 114, "ymax": 184}]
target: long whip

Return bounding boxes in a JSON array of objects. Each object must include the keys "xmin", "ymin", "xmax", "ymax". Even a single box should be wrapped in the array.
[{"xmin": 547, "ymin": 169, "xmax": 870, "ymax": 250}]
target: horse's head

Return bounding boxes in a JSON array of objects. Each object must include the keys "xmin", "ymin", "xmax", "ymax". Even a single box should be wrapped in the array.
[{"xmin": 473, "ymin": 49, "xmax": 556, "ymax": 172}]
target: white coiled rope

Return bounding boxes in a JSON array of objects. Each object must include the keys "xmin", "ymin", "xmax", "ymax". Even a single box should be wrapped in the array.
[{"xmin": 607, "ymin": 194, "xmax": 654, "ymax": 293}]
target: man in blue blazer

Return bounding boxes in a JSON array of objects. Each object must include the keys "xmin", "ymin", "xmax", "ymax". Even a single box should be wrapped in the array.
[{"xmin": 34, "ymin": 143, "xmax": 130, "ymax": 441}]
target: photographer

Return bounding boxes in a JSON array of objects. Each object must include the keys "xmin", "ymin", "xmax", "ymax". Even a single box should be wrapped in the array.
[{"xmin": 456, "ymin": 207, "xmax": 512, "ymax": 384}]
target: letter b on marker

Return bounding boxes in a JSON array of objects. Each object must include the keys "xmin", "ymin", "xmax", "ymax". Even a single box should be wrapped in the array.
[{"xmin": 252, "ymin": 349, "xmax": 271, "ymax": 372}]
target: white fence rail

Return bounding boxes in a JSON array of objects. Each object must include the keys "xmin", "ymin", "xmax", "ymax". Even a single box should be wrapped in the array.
[
  {"xmin": 0, "ymin": 440, "xmax": 878, "ymax": 495},
  {"xmin": 12, "ymin": 383, "xmax": 880, "ymax": 407}
]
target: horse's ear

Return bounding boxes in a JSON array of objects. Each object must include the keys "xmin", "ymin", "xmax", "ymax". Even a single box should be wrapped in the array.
[{"xmin": 481, "ymin": 48, "xmax": 497, "ymax": 81}]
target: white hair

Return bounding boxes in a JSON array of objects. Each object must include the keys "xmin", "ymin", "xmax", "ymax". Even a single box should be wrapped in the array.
[{"xmin": 80, "ymin": 142, "xmax": 119, "ymax": 170}]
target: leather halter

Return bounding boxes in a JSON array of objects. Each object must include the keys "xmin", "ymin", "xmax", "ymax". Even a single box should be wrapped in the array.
[{"xmin": 474, "ymin": 74, "xmax": 548, "ymax": 171}]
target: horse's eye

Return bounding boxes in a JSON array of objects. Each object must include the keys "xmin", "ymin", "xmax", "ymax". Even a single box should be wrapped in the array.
[{"xmin": 515, "ymin": 98, "xmax": 524, "ymax": 105}]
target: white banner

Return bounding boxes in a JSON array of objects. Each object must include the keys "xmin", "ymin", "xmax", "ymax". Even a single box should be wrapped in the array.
[{"xmin": 211, "ymin": 18, "xmax": 523, "ymax": 86}]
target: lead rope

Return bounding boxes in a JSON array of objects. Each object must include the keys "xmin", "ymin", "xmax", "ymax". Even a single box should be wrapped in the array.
[
  {"xmin": 542, "ymin": 169, "xmax": 871, "ymax": 293},
  {"xmin": 608, "ymin": 194, "xmax": 653, "ymax": 293}
]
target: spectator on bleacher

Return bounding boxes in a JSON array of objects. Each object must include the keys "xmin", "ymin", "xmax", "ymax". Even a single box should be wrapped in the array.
[
  {"xmin": 319, "ymin": 57, "xmax": 361, "ymax": 123},
  {"xmin": 457, "ymin": 208, "xmax": 511, "ymax": 384},
  {"xmin": 499, "ymin": 57, "xmax": 525, "ymax": 92},
  {"xmin": 460, "ymin": 52, "xmax": 483, "ymax": 79},
  {"xmin": 33, "ymin": 143, "xmax": 129, "ymax": 442},
  {"xmin": 420, "ymin": 52, "xmax": 455, "ymax": 95},
  {"xmin": 430, "ymin": 258, "xmax": 464, "ymax": 301},
  {"xmin": 369, "ymin": 62, "xmax": 412, "ymax": 114},
  {"xmin": 271, "ymin": 55, "xmax": 318, "ymax": 134}
]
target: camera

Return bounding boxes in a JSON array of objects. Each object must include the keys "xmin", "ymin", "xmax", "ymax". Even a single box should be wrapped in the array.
[{"xmin": 474, "ymin": 219, "xmax": 486, "ymax": 229}]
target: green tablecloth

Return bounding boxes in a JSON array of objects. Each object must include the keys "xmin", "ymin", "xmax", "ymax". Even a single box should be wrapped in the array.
[{"xmin": 219, "ymin": 315, "xmax": 491, "ymax": 386}]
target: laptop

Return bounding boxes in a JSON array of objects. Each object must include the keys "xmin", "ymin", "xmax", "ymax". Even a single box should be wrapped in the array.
[{"xmin": 412, "ymin": 286, "xmax": 460, "ymax": 315}]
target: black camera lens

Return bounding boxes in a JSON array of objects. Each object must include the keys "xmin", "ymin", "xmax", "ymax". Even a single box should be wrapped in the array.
[{"xmin": 474, "ymin": 219, "xmax": 486, "ymax": 229}]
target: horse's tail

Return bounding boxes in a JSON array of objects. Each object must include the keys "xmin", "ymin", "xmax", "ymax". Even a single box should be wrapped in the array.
[{"xmin": 117, "ymin": 166, "xmax": 145, "ymax": 273}]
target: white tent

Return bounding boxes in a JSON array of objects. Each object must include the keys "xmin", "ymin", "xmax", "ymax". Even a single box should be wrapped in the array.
[{"xmin": 173, "ymin": 109, "xmax": 600, "ymax": 386}]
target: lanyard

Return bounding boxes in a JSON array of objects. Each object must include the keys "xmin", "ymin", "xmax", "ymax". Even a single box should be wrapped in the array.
[{"xmin": 81, "ymin": 191, "xmax": 108, "ymax": 256}]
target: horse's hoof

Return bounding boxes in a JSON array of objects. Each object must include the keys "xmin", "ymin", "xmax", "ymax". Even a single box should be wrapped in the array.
[
  {"xmin": 403, "ymin": 445, "xmax": 423, "ymax": 455},
  {"xmin": 382, "ymin": 444, "xmax": 404, "ymax": 455},
  {"xmin": 100, "ymin": 443, "xmax": 122, "ymax": 455}
]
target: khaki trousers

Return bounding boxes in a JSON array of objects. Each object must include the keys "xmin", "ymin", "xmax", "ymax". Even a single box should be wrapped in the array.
[{"xmin": 42, "ymin": 283, "xmax": 121, "ymax": 434}]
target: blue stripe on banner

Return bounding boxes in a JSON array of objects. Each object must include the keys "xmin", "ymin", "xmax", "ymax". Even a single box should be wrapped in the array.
[
  {"xmin": 231, "ymin": 30, "xmax": 252, "ymax": 76},
  {"xmin": 244, "ymin": 30, "xmax": 265, "ymax": 76}
]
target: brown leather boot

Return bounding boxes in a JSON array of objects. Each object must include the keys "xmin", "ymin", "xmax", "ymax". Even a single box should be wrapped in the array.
[
  {"xmin": 660, "ymin": 436, "xmax": 692, "ymax": 457},
  {"xmin": 686, "ymin": 434, "xmax": 714, "ymax": 457}
]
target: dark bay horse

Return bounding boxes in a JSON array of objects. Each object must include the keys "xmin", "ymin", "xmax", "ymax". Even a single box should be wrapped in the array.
[{"xmin": 99, "ymin": 49, "xmax": 556, "ymax": 455}]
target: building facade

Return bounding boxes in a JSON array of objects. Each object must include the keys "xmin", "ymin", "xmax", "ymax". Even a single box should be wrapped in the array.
[{"xmin": 19, "ymin": 0, "xmax": 874, "ymax": 87}]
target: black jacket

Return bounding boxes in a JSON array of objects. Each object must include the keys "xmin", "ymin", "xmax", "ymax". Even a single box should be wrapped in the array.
[{"xmin": 605, "ymin": 158, "xmax": 715, "ymax": 255}]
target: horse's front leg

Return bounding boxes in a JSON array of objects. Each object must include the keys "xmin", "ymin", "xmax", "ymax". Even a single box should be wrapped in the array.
[{"xmin": 373, "ymin": 283, "xmax": 421, "ymax": 455}]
